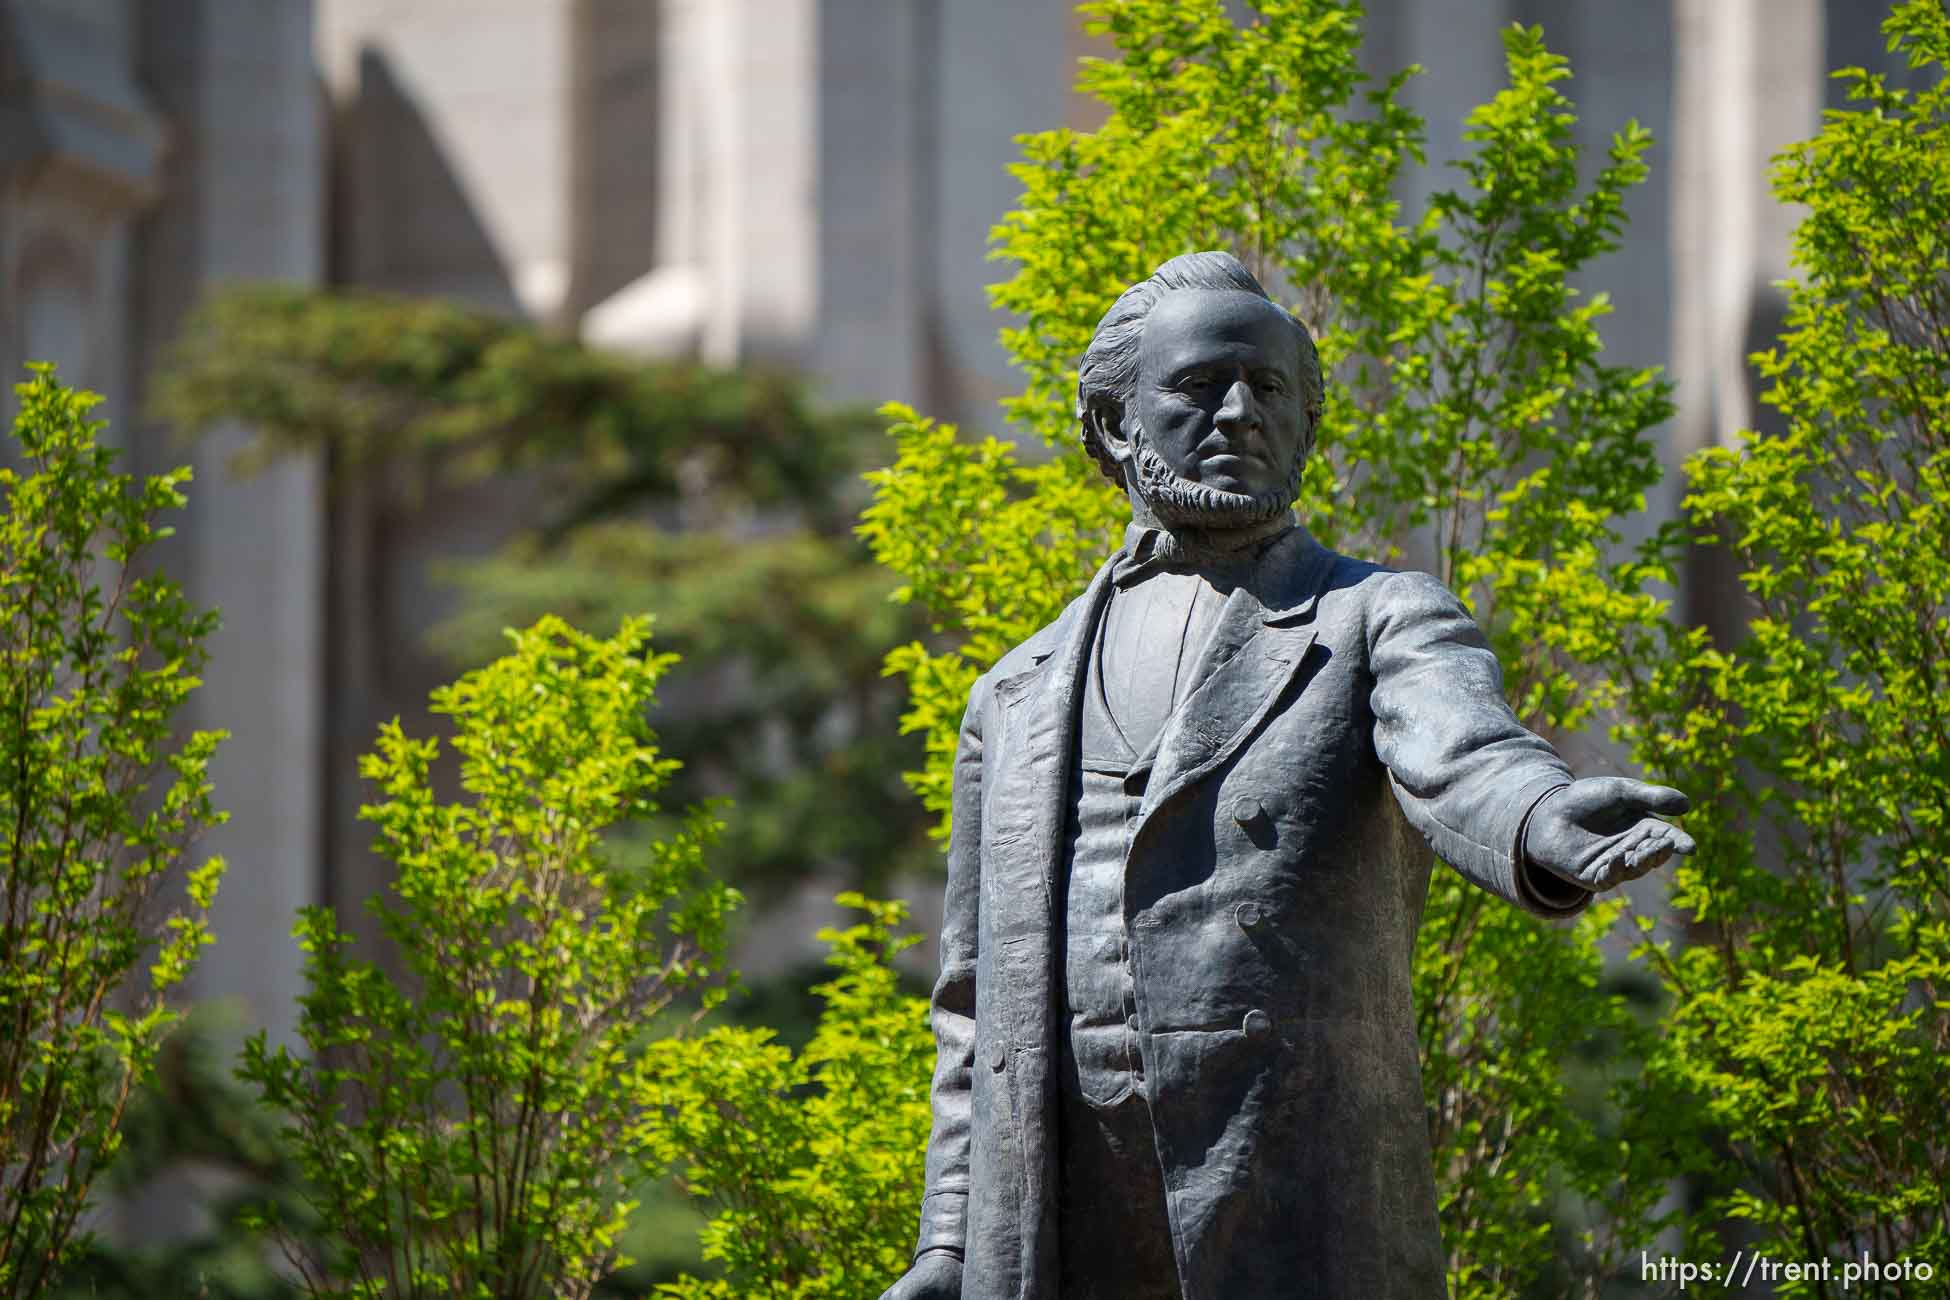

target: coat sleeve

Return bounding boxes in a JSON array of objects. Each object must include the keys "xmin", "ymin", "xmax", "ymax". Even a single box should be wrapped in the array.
[
  {"xmin": 912, "ymin": 674, "xmax": 988, "ymax": 1260},
  {"xmin": 1366, "ymin": 569, "xmax": 1590, "ymax": 917}
]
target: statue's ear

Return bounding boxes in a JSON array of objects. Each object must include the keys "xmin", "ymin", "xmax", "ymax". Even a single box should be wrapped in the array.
[{"xmin": 1083, "ymin": 394, "xmax": 1134, "ymax": 466}]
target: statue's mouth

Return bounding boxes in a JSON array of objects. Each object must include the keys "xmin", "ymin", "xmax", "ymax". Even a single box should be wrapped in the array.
[{"xmin": 1131, "ymin": 440, "xmax": 1298, "ymax": 531}]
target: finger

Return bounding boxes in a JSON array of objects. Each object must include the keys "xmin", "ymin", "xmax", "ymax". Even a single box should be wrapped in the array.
[
  {"xmin": 1618, "ymin": 821, "xmax": 1662, "ymax": 856},
  {"xmin": 1668, "ymin": 827, "xmax": 1697, "ymax": 857},
  {"xmin": 1608, "ymin": 823, "xmax": 1673, "ymax": 874},
  {"xmin": 1587, "ymin": 852, "xmax": 1641, "ymax": 890},
  {"xmin": 1617, "ymin": 832, "xmax": 1669, "ymax": 874},
  {"xmin": 1625, "ymin": 843, "xmax": 1675, "ymax": 877},
  {"xmin": 1575, "ymin": 823, "xmax": 1644, "ymax": 885},
  {"xmin": 1624, "ymin": 829, "xmax": 1671, "ymax": 867}
]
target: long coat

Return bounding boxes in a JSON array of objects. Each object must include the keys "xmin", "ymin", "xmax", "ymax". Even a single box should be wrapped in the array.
[{"xmin": 911, "ymin": 526, "xmax": 1584, "ymax": 1300}]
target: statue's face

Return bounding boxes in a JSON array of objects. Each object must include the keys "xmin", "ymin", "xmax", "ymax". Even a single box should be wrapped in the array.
[{"xmin": 1127, "ymin": 290, "xmax": 1309, "ymax": 499}]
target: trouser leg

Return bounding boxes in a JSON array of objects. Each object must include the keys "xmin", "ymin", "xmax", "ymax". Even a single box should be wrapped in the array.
[{"xmin": 1056, "ymin": 1086, "xmax": 1182, "ymax": 1300}]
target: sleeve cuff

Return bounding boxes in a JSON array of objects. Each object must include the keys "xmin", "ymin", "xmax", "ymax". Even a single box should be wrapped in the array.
[
  {"xmin": 1515, "ymin": 783, "xmax": 1591, "ymax": 917},
  {"xmin": 914, "ymin": 1189, "xmax": 967, "ymax": 1260}
]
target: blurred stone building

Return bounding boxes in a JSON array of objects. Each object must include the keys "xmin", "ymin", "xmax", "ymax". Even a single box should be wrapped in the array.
[{"xmin": 0, "ymin": 0, "xmax": 1907, "ymax": 1103}]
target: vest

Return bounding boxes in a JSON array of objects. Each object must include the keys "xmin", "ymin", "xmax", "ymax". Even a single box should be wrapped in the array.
[{"xmin": 1061, "ymin": 570, "xmax": 1226, "ymax": 1107}]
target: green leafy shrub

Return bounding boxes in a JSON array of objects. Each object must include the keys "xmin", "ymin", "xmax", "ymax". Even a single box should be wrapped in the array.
[
  {"xmin": 1599, "ymin": 2, "xmax": 1950, "ymax": 1286},
  {"xmin": 237, "ymin": 616, "xmax": 738, "ymax": 1299},
  {"xmin": 641, "ymin": 895, "xmax": 933, "ymax": 1300},
  {"xmin": 0, "ymin": 365, "xmax": 228, "ymax": 1296},
  {"xmin": 48, "ymin": 1005, "xmax": 302, "ymax": 1300},
  {"xmin": 860, "ymin": 2, "xmax": 1682, "ymax": 1292}
]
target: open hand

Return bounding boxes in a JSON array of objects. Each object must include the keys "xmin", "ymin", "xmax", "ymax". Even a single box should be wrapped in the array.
[
  {"xmin": 1524, "ymin": 777, "xmax": 1695, "ymax": 893},
  {"xmin": 879, "ymin": 1251, "xmax": 962, "ymax": 1300}
]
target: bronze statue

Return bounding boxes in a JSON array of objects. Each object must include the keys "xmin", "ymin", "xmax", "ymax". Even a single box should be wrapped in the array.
[{"xmin": 882, "ymin": 251, "xmax": 1692, "ymax": 1300}]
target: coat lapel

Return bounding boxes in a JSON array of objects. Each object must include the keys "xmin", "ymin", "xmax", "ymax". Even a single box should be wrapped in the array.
[
  {"xmin": 1137, "ymin": 615, "xmax": 1317, "ymax": 825},
  {"xmin": 1136, "ymin": 529, "xmax": 1333, "ymax": 826},
  {"xmin": 989, "ymin": 560, "xmax": 1118, "ymax": 926}
]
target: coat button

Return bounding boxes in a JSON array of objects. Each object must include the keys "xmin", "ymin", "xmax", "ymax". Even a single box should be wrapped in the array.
[
  {"xmin": 1242, "ymin": 1009, "xmax": 1272, "ymax": 1040},
  {"xmin": 988, "ymin": 1042, "xmax": 1007, "ymax": 1072},
  {"xmin": 1098, "ymin": 937, "xmax": 1123, "ymax": 961},
  {"xmin": 1235, "ymin": 900, "xmax": 1264, "ymax": 930},
  {"xmin": 1231, "ymin": 794, "xmax": 1264, "ymax": 826}
]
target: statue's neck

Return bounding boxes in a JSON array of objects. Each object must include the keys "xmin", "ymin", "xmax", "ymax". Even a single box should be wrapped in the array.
[{"xmin": 1126, "ymin": 492, "xmax": 1168, "ymax": 533}]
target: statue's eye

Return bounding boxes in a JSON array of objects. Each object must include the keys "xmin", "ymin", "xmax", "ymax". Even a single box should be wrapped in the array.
[{"xmin": 1255, "ymin": 375, "xmax": 1287, "ymax": 396}]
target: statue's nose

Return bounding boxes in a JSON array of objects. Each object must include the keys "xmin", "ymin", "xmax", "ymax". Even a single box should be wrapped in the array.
[{"xmin": 1216, "ymin": 378, "xmax": 1260, "ymax": 432}]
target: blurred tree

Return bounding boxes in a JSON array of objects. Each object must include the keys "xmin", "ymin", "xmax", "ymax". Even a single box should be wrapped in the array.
[
  {"xmin": 154, "ymin": 287, "xmax": 932, "ymax": 903},
  {"xmin": 1596, "ymin": 1, "xmax": 1950, "ymax": 1286}
]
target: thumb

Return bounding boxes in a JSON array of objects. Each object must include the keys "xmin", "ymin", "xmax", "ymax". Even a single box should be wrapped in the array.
[
  {"xmin": 1618, "ymin": 779, "xmax": 1689, "ymax": 817},
  {"xmin": 1558, "ymin": 776, "xmax": 1689, "ymax": 821}
]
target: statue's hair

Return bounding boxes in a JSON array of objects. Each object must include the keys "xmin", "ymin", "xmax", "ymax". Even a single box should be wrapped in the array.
[{"xmin": 1075, "ymin": 250, "xmax": 1324, "ymax": 488}]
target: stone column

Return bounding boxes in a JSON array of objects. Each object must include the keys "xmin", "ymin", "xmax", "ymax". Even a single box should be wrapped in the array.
[
  {"xmin": 316, "ymin": 0, "xmax": 576, "ymax": 319},
  {"xmin": 564, "ymin": 0, "xmax": 663, "ymax": 326},
  {"xmin": 811, "ymin": 0, "xmax": 929, "ymax": 406},
  {"xmin": 683, "ymin": 0, "xmax": 820, "ymax": 367},
  {"xmin": 0, "ymin": 0, "xmax": 164, "ymax": 426},
  {"xmin": 930, "ymin": 0, "xmax": 1068, "ymax": 432},
  {"xmin": 1668, "ymin": 0, "xmax": 1821, "ymax": 460},
  {"xmin": 582, "ymin": 0, "xmax": 818, "ymax": 367},
  {"xmin": 1542, "ymin": 0, "xmax": 1677, "ymax": 549},
  {"xmin": 1668, "ymin": 0, "xmax": 1820, "ymax": 636},
  {"xmin": 131, "ymin": 0, "xmax": 325, "ymax": 1048}
]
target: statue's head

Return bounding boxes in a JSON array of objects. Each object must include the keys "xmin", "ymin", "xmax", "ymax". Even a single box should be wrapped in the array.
[{"xmin": 1076, "ymin": 251, "xmax": 1323, "ymax": 530}]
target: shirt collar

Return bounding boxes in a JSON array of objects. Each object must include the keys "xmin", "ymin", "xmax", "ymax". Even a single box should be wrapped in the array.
[{"xmin": 1111, "ymin": 514, "xmax": 1297, "ymax": 588}]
